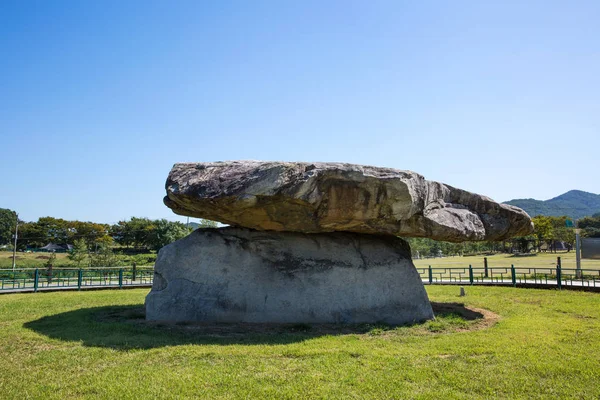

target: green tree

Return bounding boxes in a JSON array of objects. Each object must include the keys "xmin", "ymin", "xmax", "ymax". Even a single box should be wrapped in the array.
[
  {"xmin": 532, "ymin": 215, "xmax": 554, "ymax": 251},
  {"xmin": 16, "ymin": 217, "xmax": 71, "ymax": 249},
  {"xmin": 44, "ymin": 252, "xmax": 56, "ymax": 268},
  {"xmin": 149, "ymin": 219, "xmax": 192, "ymax": 250},
  {"xmin": 90, "ymin": 238, "xmax": 119, "ymax": 268},
  {"xmin": 109, "ymin": 217, "xmax": 154, "ymax": 249},
  {"xmin": 0, "ymin": 208, "xmax": 17, "ymax": 245},
  {"xmin": 111, "ymin": 217, "xmax": 194, "ymax": 250},
  {"xmin": 68, "ymin": 239, "xmax": 88, "ymax": 267},
  {"xmin": 554, "ymin": 227, "xmax": 575, "ymax": 249},
  {"xmin": 579, "ymin": 215, "xmax": 600, "ymax": 238},
  {"xmin": 550, "ymin": 216, "xmax": 575, "ymax": 250},
  {"xmin": 110, "ymin": 220, "xmax": 134, "ymax": 248},
  {"xmin": 36, "ymin": 217, "xmax": 71, "ymax": 243},
  {"xmin": 197, "ymin": 219, "xmax": 218, "ymax": 228},
  {"xmin": 44, "ymin": 252, "xmax": 57, "ymax": 283},
  {"xmin": 70, "ymin": 221, "xmax": 110, "ymax": 247},
  {"xmin": 124, "ymin": 218, "xmax": 156, "ymax": 249},
  {"xmin": 17, "ymin": 218, "xmax": 110, "ymax": 250},
  {"xmin": 531, "ymin": 215, "xmax": 577, "ymax": 252},
  {"xmin": 580, "ymin": 216, "xmax": 600, "ymax": 229},
  {"xmin": 17, "ymin": 221, "xmax": 46, "ymax": 249}
]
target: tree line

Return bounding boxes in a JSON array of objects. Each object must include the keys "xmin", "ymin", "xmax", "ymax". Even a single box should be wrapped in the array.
[
  {"xmin": 405, "ymin": 214, "xmax": 600, "ymax": 258},
  {"xmin": 0, "ymin": 209, "xmax": 217, "ymax": 252},
  {"xmin": 2, "ymin": 208, "xmax": 600, "ymax": 260},
  {"xmin": 578, "ymin": 213, "xmax": 600, "ymax": 238}
]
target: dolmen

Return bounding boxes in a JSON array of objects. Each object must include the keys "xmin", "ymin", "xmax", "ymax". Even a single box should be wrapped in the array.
[{"xmin": 145, "ymin": 161, "xmax": 533, "ymax": 324}]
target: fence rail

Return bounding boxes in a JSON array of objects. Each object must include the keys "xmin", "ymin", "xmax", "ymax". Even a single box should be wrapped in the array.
[
  {"xmin": 0, "ymin": 267, "xmax": 154, "ymax": 292},
  {"xmin": 1, "ymin": 264, "xmax": 599, "ymax": 294},
  {"xmin": 417, "ymin": 264, "xmax": 600, "ymax": 289}
]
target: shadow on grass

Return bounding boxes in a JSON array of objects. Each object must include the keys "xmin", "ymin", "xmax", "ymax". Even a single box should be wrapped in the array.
[{"xmin": 23, "ymin": 302, "xmax": 483, "ymax": 350}]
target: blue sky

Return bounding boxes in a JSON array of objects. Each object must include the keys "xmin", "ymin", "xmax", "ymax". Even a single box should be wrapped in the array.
[{"xmin": 1, "ymin": 1, "xmax": 599, "ymax": 223}]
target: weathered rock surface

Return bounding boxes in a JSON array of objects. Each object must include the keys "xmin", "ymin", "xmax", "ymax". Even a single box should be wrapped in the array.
[
  {"xmin": 164, "ymin": 161, "xmax": 533, "ymax": 242},
  {"xmin": 145, "ymin": 227, "xmax": 434, "ymax": 324}
]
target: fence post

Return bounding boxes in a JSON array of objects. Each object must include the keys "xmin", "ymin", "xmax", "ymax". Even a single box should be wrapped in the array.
[
  {"xmin": 132, "ymin": 262, "xmax": 137, "ymax": 282},
  {"xmin": 469, "ymin": 264, "xmax": 474, "ymax": 285},
  {"xmin": 118, "ymin": 268, "xmax": 123, "ymax": 289},
  {"xmin": 428, "ymin": 265, "xmax": 433, "ymax": 284},
  {"xmin": 556, "ymin": 263, "xmax": 562, "ymax": 290},
  {"xmin": 34, "ymin": 269, "xmax": 39, "ymax": 292},
  {"xmin": 511, "ymin": 264, "xmax": 516, "ymax": 287},
  {"xmin": 77, "ymin": 269, "xmax": 83, "ymax": 290},
  {"xmin": 484, "ymin": 257, "xmax": 489, "ymax": 278}
]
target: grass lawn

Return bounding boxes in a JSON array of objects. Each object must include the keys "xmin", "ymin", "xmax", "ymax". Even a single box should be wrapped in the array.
[
  {"xmin": 0, "ymin": 251, "xmax": 156, "ymax": 269},
  {"xmin": 0, "ymin": 251, "xmax": 71, "ymax": 269},
  {"xmin": 413, "ymin": 250, "xmax": 600, "ymax": 271},
  {"xmin": 0, "ymin": 287, "xmax": 599, "ymax": 399},
  {"xmin": 4, "ymin": 248, "xmax": 598, "ymax": 274}
]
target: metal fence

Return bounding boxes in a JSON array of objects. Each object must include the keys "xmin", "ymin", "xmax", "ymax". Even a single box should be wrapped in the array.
[
  {"xmin": 417, "ymin": 264, "xmax": 600, "ymax": 289},
  {"xmin": 0, "ymin": 267, "xmax": 154, "ymax": 292},
  {"xmin": 1, "ymin": 264, "xmax": 599, "ymax": 294}
]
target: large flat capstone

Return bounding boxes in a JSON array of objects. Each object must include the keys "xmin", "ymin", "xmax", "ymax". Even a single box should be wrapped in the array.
[
  {"xmin": 164, "ymin": 161, "xmax": 533, "ymax": 242},
  {"xmin": 145, "ymin": 227, "xmax": 434, "ymax": 324}
]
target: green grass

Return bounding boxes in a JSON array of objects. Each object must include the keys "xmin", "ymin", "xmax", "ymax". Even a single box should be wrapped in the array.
[
  {"xmin": 0, "ymin": 251, "xmax": 71, "ymax": 269},
  {"xmin": 413, "ymin": 250, "xmax": 600, "ymax": 271},
  {"xmin": 0, "ymin": 251, "xmax": 156, "ymax": 269},
  {"xmin": 0, "ymin": 287, "xmax": 599, "ymax": 399},
  {"xmin": 5, "ymin": 250, "xmax": 597, "ymax": 273}
]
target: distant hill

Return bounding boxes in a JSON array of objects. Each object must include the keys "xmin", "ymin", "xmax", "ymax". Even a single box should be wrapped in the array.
[{"xmin": 504, "ymin": 190, "xmax": 600, "ymax": 220}]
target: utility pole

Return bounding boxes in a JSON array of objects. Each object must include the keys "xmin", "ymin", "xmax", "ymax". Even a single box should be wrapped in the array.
[{"xmin": 12, "ymin": 213, "xmax": 19, "ymax": 271}]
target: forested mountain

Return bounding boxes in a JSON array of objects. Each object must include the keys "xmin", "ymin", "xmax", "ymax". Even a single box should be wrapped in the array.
[{"xmin": 504, "ymin": 190, "xmax": 600, "ymax": 220}]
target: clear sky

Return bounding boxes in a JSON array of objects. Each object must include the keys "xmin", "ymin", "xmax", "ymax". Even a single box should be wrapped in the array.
[{"xmin": 1, "ymin": 1, "xmax": 599, "ymax": 224}]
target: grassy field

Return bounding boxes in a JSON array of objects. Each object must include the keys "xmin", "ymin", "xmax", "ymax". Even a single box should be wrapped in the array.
[
  {"xmin": 414, "ymin": 250, "xmax": 600, "ymax": 271},
  {"xmin": 4, "ymin": 249, "xmax": 599, "ymax": 272},
  {"xmin": 0, "ymin": 287, "xmax": 598, "ymax": 399},
  {"xmin": 0, "ymin": 251, "xmax": 71, "ymax": 269},
  {"xmin": 0, "ymin": 251, "xmax": 156, "ymax": 269}
]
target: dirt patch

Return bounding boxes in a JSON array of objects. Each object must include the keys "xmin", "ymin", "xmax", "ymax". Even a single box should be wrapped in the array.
[
  {"xmin": 431, "ymin": 302, "xmax": 500, "ymax": 331},
  {"xmin": 455, "ymin": 306, "xmax": 499, "ymax": 331}
]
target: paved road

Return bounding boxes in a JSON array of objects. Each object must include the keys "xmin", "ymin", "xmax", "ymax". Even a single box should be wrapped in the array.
[
  {"xmin": 423, "ymin": 278, "xmax": 600, "ymax": 290},
  {"xmin": 0, "ymin": 283, "xmax": 152, "ymax": 295}
]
